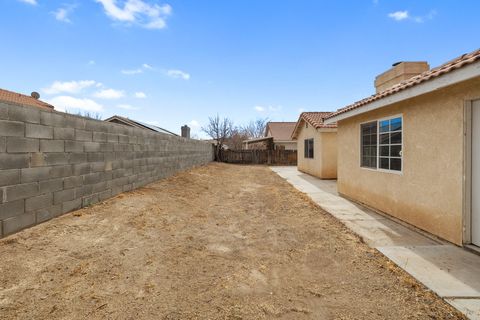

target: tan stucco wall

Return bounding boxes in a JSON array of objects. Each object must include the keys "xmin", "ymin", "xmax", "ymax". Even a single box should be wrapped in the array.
[
  {"xmin": 296, "ymin": 121, "xmax": 337, "ymax": 179},
  {"xmin": 337, "ymin": 77, "xmax": 480, "ymax": 245},
  {"xmin": 275, "ymin": 141, "xmax": 297, "ymax": 151}
]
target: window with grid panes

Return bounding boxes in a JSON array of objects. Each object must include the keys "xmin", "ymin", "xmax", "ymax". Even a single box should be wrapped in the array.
[
  {"xmin": 361, "ymin": 121, "xmax": 377, "ymax": 168},
  {"xmin": 304, "ymin": 138, "xmax": 314, "ymax": 158},
  {"xmin": 378, "ymin": 117, "xmax": 402, "ymax": 171}
]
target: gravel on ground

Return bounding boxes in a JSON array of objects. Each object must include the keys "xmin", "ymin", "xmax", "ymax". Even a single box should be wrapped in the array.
[{"xmin": 0, "ymin": 163, "xmax": 465, "ymax": 319}]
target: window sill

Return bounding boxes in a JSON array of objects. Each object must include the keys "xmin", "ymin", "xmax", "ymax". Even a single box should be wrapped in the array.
[{"xmin": 360, "ymin": 166, "xmax": 403, "ymax": 175}]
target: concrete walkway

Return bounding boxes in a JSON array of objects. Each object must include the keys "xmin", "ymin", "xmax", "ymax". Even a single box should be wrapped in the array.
[{"xmin": 271, "ymin": 166, "xmax": 480, "ymax": 320}]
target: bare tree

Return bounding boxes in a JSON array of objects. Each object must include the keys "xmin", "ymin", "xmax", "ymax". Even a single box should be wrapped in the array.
[
  {"xmin": 226, "ymin": 127, "xmax": 249, "ymax": 150},
  {"xmin": 66, "ymin": 110, "xmax": 103, "ymax": 120},
  {"xmin": 202, "ymin": 114, "xmax": 233, "ymax": 160},
  {"xmin": 242, "ymin": 118, "xmax": 269, "ymax": 138}
]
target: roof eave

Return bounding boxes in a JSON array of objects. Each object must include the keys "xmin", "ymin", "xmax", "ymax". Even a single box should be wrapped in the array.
[
  {"xmin": 243, "ymin": 136, "xmax": 274, "ymax": 144},
  {"xmin": 324, "ymin": 60, "xmax": 480, "ymax": 124},
  {"xmin": 291, "ymin": 115, "xmax": 307, "ymax": 140}
]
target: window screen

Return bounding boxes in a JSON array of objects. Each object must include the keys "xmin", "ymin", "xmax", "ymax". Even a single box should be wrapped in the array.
[
  {"xmin": 361, "ymin": 121, "xmax": 377, "ymax": 168},
  {"xmin": 304, "ymin": 139, "xmax": 314, "ymax": 159}
]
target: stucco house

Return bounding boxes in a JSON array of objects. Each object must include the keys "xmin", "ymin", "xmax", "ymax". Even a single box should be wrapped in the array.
[
  {"xmin": 291, "ymin": 112, "xmax": 337, "ymax": 179},
  {"xmin": 104, "ymin": 115, "xmax": 178, "ymax": 136},
  {"xmin": 0, "ymin": 88, "xmax": 54, "ymax": 111},
  {"xmin": 243, "ymin": 122, "xmax": 297, "ymax": 150},
  {"xmin": 265, "ymin": 122, "xmax": 297, "ymax": 150},
  {"xmin": 323, "ymin": 48, "xmax": 480, "ymax": 247}
]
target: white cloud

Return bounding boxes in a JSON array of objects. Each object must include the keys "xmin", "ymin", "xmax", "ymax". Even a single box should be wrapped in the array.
[
  {"xmin": 48, "ymin": 96, "xmax": 104, "ymax": 112},
  {"xmin": 121, "ymin": 63, "xmax": 153, "ymax": 75},
  {"xmin": 94, "ymin": 88, "xmax": 125, "ymax": 99},
  {"xmin": 117, "ymin": 104, "xmax": 139, "ymax": 110},
  {"xmin": 254, "ymin": 105, "xmax": 282, "ymax": 113},
  {"xmin": 388, "ymin": 9, "xmax": 436, "ymax": 23},
  {"xmin": 43, "ymin": 80, "xmax": 97, "ymax": 95},
  {"xmin": 88, "ymin": 60, "xmax": 96, "ymax": 66},
  {"xmin": 134, "ymin": 91, "xmax": 147, "ymax": 98},
  {"xmin": 167, "ymin": 69, "xmax": 190, "ymax": 80},
  {"xmin": 18, "ymin": 0, "xmax": 37, "ymax": 5},
  {"xmin": 95, "ymin": 0, "xmax": 172, "ymax": 30},
  {"xmin": 268, "ymin": 105, "xmax": 282, "ymax": 112},
  {"xmin": 52, "ymin": 5, "xmax": 76, "ymax": 23},
  {"xmin": 388, "ymin": 11, "xmax": 409, "ymax": 21},
  {"xmin": 121, "ymin": 68, "xmax": 143, "ymax": 75},
  {"xmin": 189, "ymin": 120, "xmax": 200, "ymax": 128},
  {"xmin": 414, "ymin": 10, "xmax": 437, "ymax": 23}
]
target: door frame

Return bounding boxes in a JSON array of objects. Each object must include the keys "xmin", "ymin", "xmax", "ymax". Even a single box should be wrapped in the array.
[
  {"xmin": 464, "ymin": 99, "xmax": 480, "ymax": 246},
  {"xmin": 463, "ymin": 100, "xmax": 472, "ymax": 245}
]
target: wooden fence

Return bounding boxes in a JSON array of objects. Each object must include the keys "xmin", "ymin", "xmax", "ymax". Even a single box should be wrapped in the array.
[{"xmin": 220, "ymin": 149, "xmax": 297, "ymax": 165}]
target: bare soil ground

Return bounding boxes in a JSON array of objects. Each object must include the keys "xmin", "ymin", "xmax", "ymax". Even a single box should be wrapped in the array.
[{"xmin": 0, "ymin": 163, "xmax": 464, "ymax": 319}]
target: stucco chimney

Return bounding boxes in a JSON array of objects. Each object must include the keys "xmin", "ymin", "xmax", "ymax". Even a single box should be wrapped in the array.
[
  {"xmin": 374, "ymin": 61, "xmax": 430, "ymax": 93},
  {"xmin": 181, "ymin": 125, "xmax": 191, "ymax": 139}
]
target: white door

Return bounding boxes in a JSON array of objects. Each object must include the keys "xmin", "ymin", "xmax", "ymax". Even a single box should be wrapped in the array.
[{"xmin": 472, "ymin": 100, "xmax": 480, "ymax": 246}]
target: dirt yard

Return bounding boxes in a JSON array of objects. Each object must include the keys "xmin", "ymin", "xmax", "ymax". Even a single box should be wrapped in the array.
[{"xmin": 0, "ymin": 163, "xmax": 464, "ymax": 319}]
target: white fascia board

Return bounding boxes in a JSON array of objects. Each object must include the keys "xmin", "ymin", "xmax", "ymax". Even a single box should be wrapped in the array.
[{"xmin": 324, "ymin": 61, "xmax": 480, "ymax": 124}]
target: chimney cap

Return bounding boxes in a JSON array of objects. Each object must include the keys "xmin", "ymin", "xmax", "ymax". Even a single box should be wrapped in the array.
[{"xmin": 31, "ymin": 92, "xmax": 40, "ymax": 100}]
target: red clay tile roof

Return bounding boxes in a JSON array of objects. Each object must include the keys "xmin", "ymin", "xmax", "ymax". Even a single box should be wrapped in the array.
[
  {"xmin": 0, "ymin": 88, "xmax": 54, "ymax": 111},
  {"xmin": 291, "ymin": 112, "xmax": 337, "ymax": 139},
  {"xmin": 265, "ymin": 122, "xmax": 297, "ymax": 141},
  {"xmin": 326, "ymin": 48, "xmax": 480, "ymax": 120}
]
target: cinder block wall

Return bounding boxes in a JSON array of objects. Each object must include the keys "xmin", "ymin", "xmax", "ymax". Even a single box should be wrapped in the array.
[{"xmin": 0, "ymin": 102, "xmax": 213, "ymax": 237}]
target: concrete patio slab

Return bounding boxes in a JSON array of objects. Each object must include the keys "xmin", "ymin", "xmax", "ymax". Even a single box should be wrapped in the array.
[
  {"xmin": 345, "ymin": 219, "xmax": 439, "ymax": 247},
  {"xmin": 307, "ymin": 191, "xmax": 384, "ymax": 221},
  {"xmin": 271, "ymin": 167, "xmax": 437, "ymax": 247},
  {"xmin": 446, "ymin": 299, "xmax": 480, "ymax": 320},
  {"xmin": 271, "ymin": 166, "xmax": 480, "ymax": 319},
  {"xmin": 377, "ymin": 245, "xmax": 480, "ymax": 297}
]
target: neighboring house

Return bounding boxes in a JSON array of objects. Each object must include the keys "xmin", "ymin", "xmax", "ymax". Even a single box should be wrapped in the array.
[
  {"xmin": 204, "ymin": 139, "xmax": 229, "ymax": 150},
  {"xmin": 243, "ymin": 122, "xmax": 297, "ymax": 150},
  {"xmin": 0, "ymin": 88, "xmax": 54, "ymax": 111},
  {"xmin": 104, "ymin": 115, "xmax": 178, "ymax": 136},
  {"xmin": 242, "ymin": 136, "xmax": 273, "ymax": 150},
  {"xmin": 291, "ymin": 112, "xmax": 337, "ymax": 179},
  {"xmin": 323, "ymin": 48, "xmax": 480, "ymax": 247},
  {"xmin": 265, "ymin": 122, "xmax": 297, "ymax": 150}
]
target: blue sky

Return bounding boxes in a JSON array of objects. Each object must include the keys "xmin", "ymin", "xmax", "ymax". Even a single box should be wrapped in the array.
[{"xmin": 1, "ymin": 0, "xmax": 479, "ymax": 137}]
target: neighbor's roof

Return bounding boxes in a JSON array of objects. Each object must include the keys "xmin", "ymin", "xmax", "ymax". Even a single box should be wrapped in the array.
[
  {"xmin": 265, "ymin": 122, "xmax": 296, "ymax": 141},
  {"xmin": 243, "ymin": 136, "xmax": 273, "ymax": 144},
  {"xmin": 0, "ymin": 88, "xmax": 54, "ymax": 111},
  {"xmin": 104, "ymin": 115, "xmax": 178, "ymax": 136},
  {"xmin": 291, "ymin": 112, "xmax": 337, "ymax": 139},
  {"xmin": 325, "ymin": 48, "xmax": 480, "ymax": 122}
]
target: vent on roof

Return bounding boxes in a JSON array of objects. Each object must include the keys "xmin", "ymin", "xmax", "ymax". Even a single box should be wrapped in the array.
[
  {"xmin": 31, "ymin": 92, "xmax": 40, "ymax": 100},
  {"xmin": 181, "ymin": 125, "xmax": 191, "ymax": 139}
]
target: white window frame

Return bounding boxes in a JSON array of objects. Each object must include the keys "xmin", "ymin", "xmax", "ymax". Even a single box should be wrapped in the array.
[{"xmin": 359, "ymin": 114, "xmax": 403, "ymax": 174}]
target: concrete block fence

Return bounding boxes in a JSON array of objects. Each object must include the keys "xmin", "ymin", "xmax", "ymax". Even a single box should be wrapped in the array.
[{"xmin": 0, "ymin": 102, "xmax": 214, "ymax": 237}]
